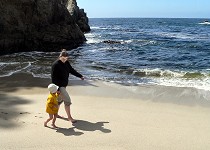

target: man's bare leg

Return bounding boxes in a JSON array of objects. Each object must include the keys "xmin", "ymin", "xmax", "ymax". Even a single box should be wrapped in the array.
[
  {"xmin": 64, "ymin": 105, "xmax": 77, "ymax": 123},
  {"xmin": 57, "ymin": 104, "xmax": 64, "ymax": 118}
]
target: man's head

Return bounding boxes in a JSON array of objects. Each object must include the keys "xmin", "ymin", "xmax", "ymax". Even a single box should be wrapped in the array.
[{"xmin": 59, "ymin": 49, "xmax": 68, "ymax": 62}]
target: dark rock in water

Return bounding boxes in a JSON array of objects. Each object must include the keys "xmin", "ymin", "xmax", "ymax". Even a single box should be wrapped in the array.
[
  {"xmin": 103, "ymin": 40, "xmax": 122, "ymax": 44},
  {"xmin": 0, "ymin": 0, "xmax": 90, "ymax": 55}
]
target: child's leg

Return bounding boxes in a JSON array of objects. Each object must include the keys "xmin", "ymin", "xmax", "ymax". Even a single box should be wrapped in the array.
[
  {"xmin": 51, "ymin": 114, "xmax": 58, "ymax": 128},
  {"xmin": 44, "ymin": 114, "xmax": 53, "ymax": 127}
]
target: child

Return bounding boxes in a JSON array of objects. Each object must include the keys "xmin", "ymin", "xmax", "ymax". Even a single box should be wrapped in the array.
[{"xmin": 44, "ymin": 83, "xmax": 60, "ymax": 128}]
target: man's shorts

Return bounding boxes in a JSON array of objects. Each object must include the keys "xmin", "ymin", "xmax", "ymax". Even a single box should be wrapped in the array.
[{"xmin": 58, "ymin": 87, "xmax": 72, "ymax": 106}]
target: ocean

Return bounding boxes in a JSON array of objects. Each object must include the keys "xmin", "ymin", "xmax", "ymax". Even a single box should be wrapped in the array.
[{"xmin": 0, "ymin": 18, "xmax": 210, "ymax": 90}]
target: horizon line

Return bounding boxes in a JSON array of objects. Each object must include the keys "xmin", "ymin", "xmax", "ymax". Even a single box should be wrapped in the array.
[{"xmin": 88, "ymin": 17, "xmax": 210, "ymax": 19}]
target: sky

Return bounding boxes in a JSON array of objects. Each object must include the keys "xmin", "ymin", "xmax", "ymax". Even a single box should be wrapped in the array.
[{"xmin": 77, "ymin": 0, "xmax": 210, "ymax": 18}]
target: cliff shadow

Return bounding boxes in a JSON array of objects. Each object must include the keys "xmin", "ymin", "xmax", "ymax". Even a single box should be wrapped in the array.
[
  {"xmin": 0, "ymin": 73, "xmax": 98, "ymax": 93},
  {"xmin": 0, "ymin": 93, "xmax": 31, "ymax": 128}
]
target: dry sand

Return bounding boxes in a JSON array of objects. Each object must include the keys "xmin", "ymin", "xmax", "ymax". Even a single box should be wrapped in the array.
[{"xmin": 1, "ymin": 73, "xmax": 210, "ymax": 150}]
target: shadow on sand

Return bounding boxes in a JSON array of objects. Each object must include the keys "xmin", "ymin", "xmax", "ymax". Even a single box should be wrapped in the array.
[
  {"xmin": 0, "ymin": 73, "xmax": 98, "ymax": 128},
  {"xmin": 0, "ymin": 93, "xmax": 31, "ymax": 128},
  {"xmin": 51, "ymin": 120, "xmax": 111, "ymax": 136},
  {"xmin": 0, "ymin": 73, "xmax": 97, "ymax": 93}
]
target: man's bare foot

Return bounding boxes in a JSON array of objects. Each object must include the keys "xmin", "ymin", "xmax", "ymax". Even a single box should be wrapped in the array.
[
  {"xmin": 51, "ymin": 124, "xmax": 58, "ymax": 128},
  {"xmin": 44, "ymin": 122, "xmax": 47, "ymax": 127},
  {"xmin": 68, "ymin": 118, "xmax": 77, "ymax": 123},
  {"xmin": 57, "ymin": 115, "xmax": 65, "ymax": 118},
  {"xmin": 71, "ymin": 120, "xmax": 77, "ymax": 123}
]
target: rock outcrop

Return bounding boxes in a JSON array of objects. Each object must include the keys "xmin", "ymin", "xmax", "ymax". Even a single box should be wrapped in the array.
[
  {"xmin": 103, "ymin": 40, "xmax": 122, "ymax": 44},
  {"xmin": 0, "ymin": 0, "xmax": 90, "ymax": 55},
  {"xmin": 66, "ymin": 0, "xmax": 90, "ymax": 33}
]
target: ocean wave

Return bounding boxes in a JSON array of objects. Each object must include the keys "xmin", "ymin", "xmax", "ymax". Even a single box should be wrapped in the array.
[
  {"xmin": 152, "ymin": 31, "xmax": 195, "ymax": 40},
  {"xmin": 85, "ymin": 33, "xmax": 102, "ymax": 44},
  {"xmin": 198, "ymin": 22, "xmax": 210, "ymax": 25},
  {"xmin": 157, "ymin": 77, "xmax": 210, "ymax": 91},
  {"xmin": 31, "ymin": 72, "xmax": 50, "ymax": 78},
  {"xmin": 0, "ymin": 62, "xmax": 31, "ymax": 77},
  {"xmin": 91, "ymin": 26, "xmax": 108, "ymax": 30},
  {"xmin": 132, "ymin": 68, "xmax": 210, "ymax": 79},
  {"xmin": 86, "ymin": 38, "xmax": 101, "ymax": 44}
]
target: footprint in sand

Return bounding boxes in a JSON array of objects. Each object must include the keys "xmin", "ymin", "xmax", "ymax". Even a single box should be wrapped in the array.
[
  {"xmin": 35, "ymin": 113, "xmax": 43, "ymax": 118},
  {"xmin": 0, "ymin": 112, "xmax": 9, "ymax": 120},
  {"xmin": 1, "ymin": 112, "xmax": 8, "ymax": 120},
  {"xmin": 1, "ymin": 112, "xmax": 8, "ymax": 114},
  {"xmin": 35, "ymin": 115, "xmax": 43, "ymax": 118},
  {"xmin": 19, "ymin": 112, "xmax": 30, "ymax": 115}
]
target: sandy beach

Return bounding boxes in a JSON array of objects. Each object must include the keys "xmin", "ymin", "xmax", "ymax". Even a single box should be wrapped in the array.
[{"xmin": 1, "ymin": 73, "xmax": 210, "ymax": 150}]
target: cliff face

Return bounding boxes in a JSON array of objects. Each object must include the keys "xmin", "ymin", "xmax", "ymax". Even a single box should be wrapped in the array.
[
  {"xmin": 0, "ymin": 0, "xmax": 90, "ymax": 55},
  {"xmin": 66, "ymin": 0, "xmax": 90, "ymax": 33}
]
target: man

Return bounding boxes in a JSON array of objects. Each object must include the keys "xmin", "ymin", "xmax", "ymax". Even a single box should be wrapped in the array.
[{"xmin": 51, "ymin": 49, "xmax": 84, "ymax": 123}]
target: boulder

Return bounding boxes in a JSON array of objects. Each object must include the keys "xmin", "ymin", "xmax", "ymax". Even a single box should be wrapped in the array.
[
  {"xmin": 103, "ymin": 40, "xmax": 122, "ymax": 44},
  {"xmin": 0, "ymin": 0, "xmax": 90, "ymax": 55},
  {"xmin": 66, "ymin": 0, "xmax": 90, "ymax": 33}
]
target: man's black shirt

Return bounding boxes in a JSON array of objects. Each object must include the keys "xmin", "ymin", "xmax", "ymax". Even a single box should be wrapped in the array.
[{"xmin": 51, "ymin": 59, "xmax": 83, "ymax": 87}]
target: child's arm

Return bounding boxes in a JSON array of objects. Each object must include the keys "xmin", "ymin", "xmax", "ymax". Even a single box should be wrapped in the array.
[
  {"xmin": 53, "ymin": 104, "xmax": 58, "ymax": 109},
  {"xmin": 47, "ymin": 98, "xmax": 58, "ymax": 109}
]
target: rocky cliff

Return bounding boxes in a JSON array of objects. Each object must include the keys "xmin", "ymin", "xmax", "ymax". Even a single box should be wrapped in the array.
[
  {"xmin": 66, "ymin": 0, "xmax": 90, "ymax": 33},
  {"xmin": 0, "ymin": 0, "xmax": 90, "ymax": 55}
]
